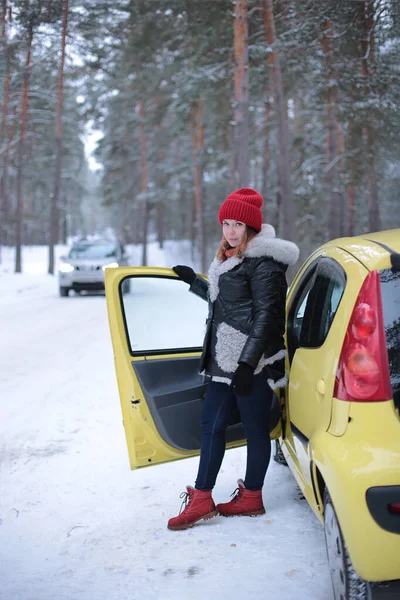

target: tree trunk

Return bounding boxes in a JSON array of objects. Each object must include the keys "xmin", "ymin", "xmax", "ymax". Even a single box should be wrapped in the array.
[
  {"xmin": 0, "ymin": 0, "xmax": 5, "ymax": 38},
  {"xmin": 0, "ymin": 0, "xmax": 10, "ymax": 263},
  {"xmin": 292, "ymin": 95, "xmax": 306, "ymax": 195},
  {"xmin": 132, "ymin": 198, "xmax": 140, "ymax": 244},
  {"xmin": 62, "ymin": 197, "xmax": 67, "ymax": 244},
  {"xmin": 155, "ymin": 94, "xmax": 165, "ymax": 250},
  {"xmin": 15, "ymin": 24, "xmax": 33, "ymax": 273},
  {"xmin": 348, "ymin": 183, "xmax": 355, "ymax": 237},
  {"xmin": 157, "ymin": 200, "xmax": 164, "ymax": 250},
  {"xmin": 0, "ymin": 107, "xmax": 13, "ymax": 247},
  {"xmin": 138, "ymin": 97, "xmax": 148, "ymax": 266},
  {"xmin": 360, "ymin": 0, "xmax": 379, "ymax": 232},
  {"xmin": 233, "ymin": 0, "xmax": 249, "ymax": 187},
  {"xmin": 261, "ymin": 91, "xmax": 271, "ymax": 221},
  {"xmin": 0, "ymin": 0, "xmax": 9, "ymax": 150},
  {"xmin": 49, "ymin": 0, "xmax": 69, "ymax": 274},
  {"xmin": 190, "ymin": 180, "xmax": 196, "ymax": 262},
  {"xmin": 346, "ymin": 81, "xmax": 357, "ymax": 237},
  {"xmin": 336, "ymin": 119, "xmax": 346, "ymax": 236},
  {"xmin": 228, "ymin": 123, "xmax": 236, "ymax": 193},
  {"xmin": 322, "ymin": 19, "xmax": 342, "ymax": 240},
  {"xmin": 263, "ymin": 0, "xmax": 295, "ymax": 243},
  {"xmin": 292, "ymin": 96, "xmax": 300, "ymax": 139},
  {"xmin": 190, "ymin": 100, "xmax": 206, "ymax": 272}
]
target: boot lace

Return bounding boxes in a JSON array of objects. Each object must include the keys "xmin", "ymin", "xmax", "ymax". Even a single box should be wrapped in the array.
[
  {"xmin": 230, "ymin": 487, "xmax": 242, "ymax": 502},
  {"xmin": 179, "ymin": 491, "xmax": 191, "ymax": 514}
]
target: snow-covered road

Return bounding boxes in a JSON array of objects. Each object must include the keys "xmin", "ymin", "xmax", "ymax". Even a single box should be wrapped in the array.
[{"xmin": 0, "ymin": 247, "xmax": 333, "ymax": 600}]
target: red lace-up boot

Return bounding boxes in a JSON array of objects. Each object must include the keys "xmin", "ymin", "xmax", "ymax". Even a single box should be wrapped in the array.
[
  {"xmin": 216, "ymin": 479, "xmax": 265, "ymax": 517},
  {"xmin": 168, "ymin": 486, "xmax": 218, "ymax": 530}
]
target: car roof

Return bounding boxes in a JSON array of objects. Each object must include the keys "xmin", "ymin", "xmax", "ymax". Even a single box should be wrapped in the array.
[{"xmin": 321, "ymin": 228, "xmax": 400, "ymax": 271}]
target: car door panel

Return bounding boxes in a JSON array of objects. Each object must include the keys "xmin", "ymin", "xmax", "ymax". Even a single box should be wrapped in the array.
[
  {"xmin": 133, "ymin": 357, "xmax": 246, "ymax": 451},
  {"xmin": 105, "ymin": 267, "xmax": 259, "ymax": 470},
  {"xmin": 284, "ymin": 248, "xmax": 367, "ymax": 494},
  {"xmin": 133, "ymin": 356, "xmax": 207, "ymax": 451}
]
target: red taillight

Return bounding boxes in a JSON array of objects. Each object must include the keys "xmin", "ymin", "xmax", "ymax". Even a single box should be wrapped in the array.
[
  {"xmin": 334, "ymin": 270, "xmax": 392, "ymax": 402},
  {"xmin": 343, "ymin": 344, "xmax": 381, "ymax": 399},
  {"xmin": 388, "ymin": 503, "xmax": 400, "ymax": 514},
  {"xmin": 352, "ymin": 303, "xmax": 377, "ymax": 339}
]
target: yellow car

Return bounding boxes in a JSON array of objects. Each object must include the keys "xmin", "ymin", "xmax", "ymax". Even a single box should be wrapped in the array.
[{"xmin": 105, "ymin": 229, "xmax": 400, "ymax": 600}]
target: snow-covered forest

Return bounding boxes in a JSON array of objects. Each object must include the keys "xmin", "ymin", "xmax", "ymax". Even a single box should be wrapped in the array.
[
  {"xmin": 1, "ymin": 4, "xmax": 400, "ymax": 599},
  {"xmin": 0, "ymin": 1, "xmax": 399, "ymax": 269}
]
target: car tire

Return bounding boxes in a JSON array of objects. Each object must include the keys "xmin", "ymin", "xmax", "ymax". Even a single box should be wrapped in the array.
[
  {"xmin": 59, "ymin": 286, "xmax": 70, "ymax": 297},
  {"xmin": 324, "ymin": 490, "xmax": 371, "ymax": 600},
  {"xmin": 273, "ymin": 439, "xmax": 288, "ymax": 466}
]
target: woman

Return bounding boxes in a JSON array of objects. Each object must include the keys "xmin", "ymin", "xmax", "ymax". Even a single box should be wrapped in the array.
[{"xmin": 169, "ymin": 187, "xmax": 299, "ymax": 531}]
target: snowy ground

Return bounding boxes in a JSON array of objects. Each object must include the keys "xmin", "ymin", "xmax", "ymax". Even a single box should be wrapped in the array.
[{"xmin": 0, "ymin": 245, "xmax": 333, "ymax": 600}]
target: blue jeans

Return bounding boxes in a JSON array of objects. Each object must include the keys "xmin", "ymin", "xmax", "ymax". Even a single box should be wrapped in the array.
[{"xmin": 195, "ymin": 371, "xmax": 273, "ymax": 491}]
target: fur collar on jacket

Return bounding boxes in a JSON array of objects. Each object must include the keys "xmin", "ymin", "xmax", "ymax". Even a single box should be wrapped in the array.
[{"xmin": 208, "ymin": 224, "xmax": 299, "ymax": 303}]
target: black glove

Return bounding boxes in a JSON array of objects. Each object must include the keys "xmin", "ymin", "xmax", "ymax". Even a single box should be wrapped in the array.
[
  {"xmin": 231, "ymin": 363, "xmax": 255, "ymax": 397},
  {"xmin": 172, "ymin": 265, "xmax": 196, "ymax": 286}
]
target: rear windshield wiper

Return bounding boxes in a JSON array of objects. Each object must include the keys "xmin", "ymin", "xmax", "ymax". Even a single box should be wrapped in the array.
[{"xmin": 366, "ymin": 239, "xmax": 400, "ymax": 272}]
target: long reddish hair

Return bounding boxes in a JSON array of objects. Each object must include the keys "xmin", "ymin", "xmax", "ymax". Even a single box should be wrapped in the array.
[{"xmin": 217, "ymin": 225, "xmax": 258, "ymax": 261}]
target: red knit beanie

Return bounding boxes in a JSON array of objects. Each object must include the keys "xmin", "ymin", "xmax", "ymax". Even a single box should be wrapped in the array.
[{"xmin": 218, "ymin": 188, "xmax": 263, "ymax": 233}]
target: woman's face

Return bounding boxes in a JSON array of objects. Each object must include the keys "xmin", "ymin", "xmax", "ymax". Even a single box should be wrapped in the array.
[{"xmin": 222, "ymin": 219, "xmax": 246, "ymax": 247}]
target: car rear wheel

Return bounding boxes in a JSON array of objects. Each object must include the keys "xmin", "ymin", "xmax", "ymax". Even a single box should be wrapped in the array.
[
  {"xmin": 273, "ymin": 439, "xmax": 288, "ymax": 466},
  {"xmin": 59, "ymin": 286, "xmax": 70, "ymax": 297},
  {"xmin": 324, "ymin": 490, "xmax": 371, "ymax": 600}
]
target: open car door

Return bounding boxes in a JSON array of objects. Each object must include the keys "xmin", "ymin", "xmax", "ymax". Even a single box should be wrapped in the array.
[{"xmin": 105, "ymin": 267, "xmax": 281, "ymax": 470}]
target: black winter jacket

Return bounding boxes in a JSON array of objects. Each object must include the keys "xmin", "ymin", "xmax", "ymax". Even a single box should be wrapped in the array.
[{"xmin": 190, "ymin": 224, "xmax": 299, "ymax": 389}]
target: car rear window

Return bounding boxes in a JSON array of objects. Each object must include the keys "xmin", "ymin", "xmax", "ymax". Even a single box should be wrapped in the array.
[{"xmin": 380, "ymin": 269, "xmax": 400, "ymax": 409}]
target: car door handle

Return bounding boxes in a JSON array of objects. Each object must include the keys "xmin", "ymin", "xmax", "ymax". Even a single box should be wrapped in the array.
[{"xmin": 317, "ymin": 379, "xmax": 325, "ymax": 396}]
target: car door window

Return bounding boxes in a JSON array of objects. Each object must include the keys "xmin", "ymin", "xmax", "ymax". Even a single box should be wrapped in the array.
[
  {"xmin": 292, "ymin": 289, "xmax": 311, "ymax": 348},
  {"xmin": 287, "ymin": 263, "xmax": 319, "ymax": 362},
  {"xmin": 300, "ymin": 259, "xmax": 346, "ymax": 348},
  {"xmin": 121, "ymin": 276, "xmax": 208, "ymax": 354}
]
